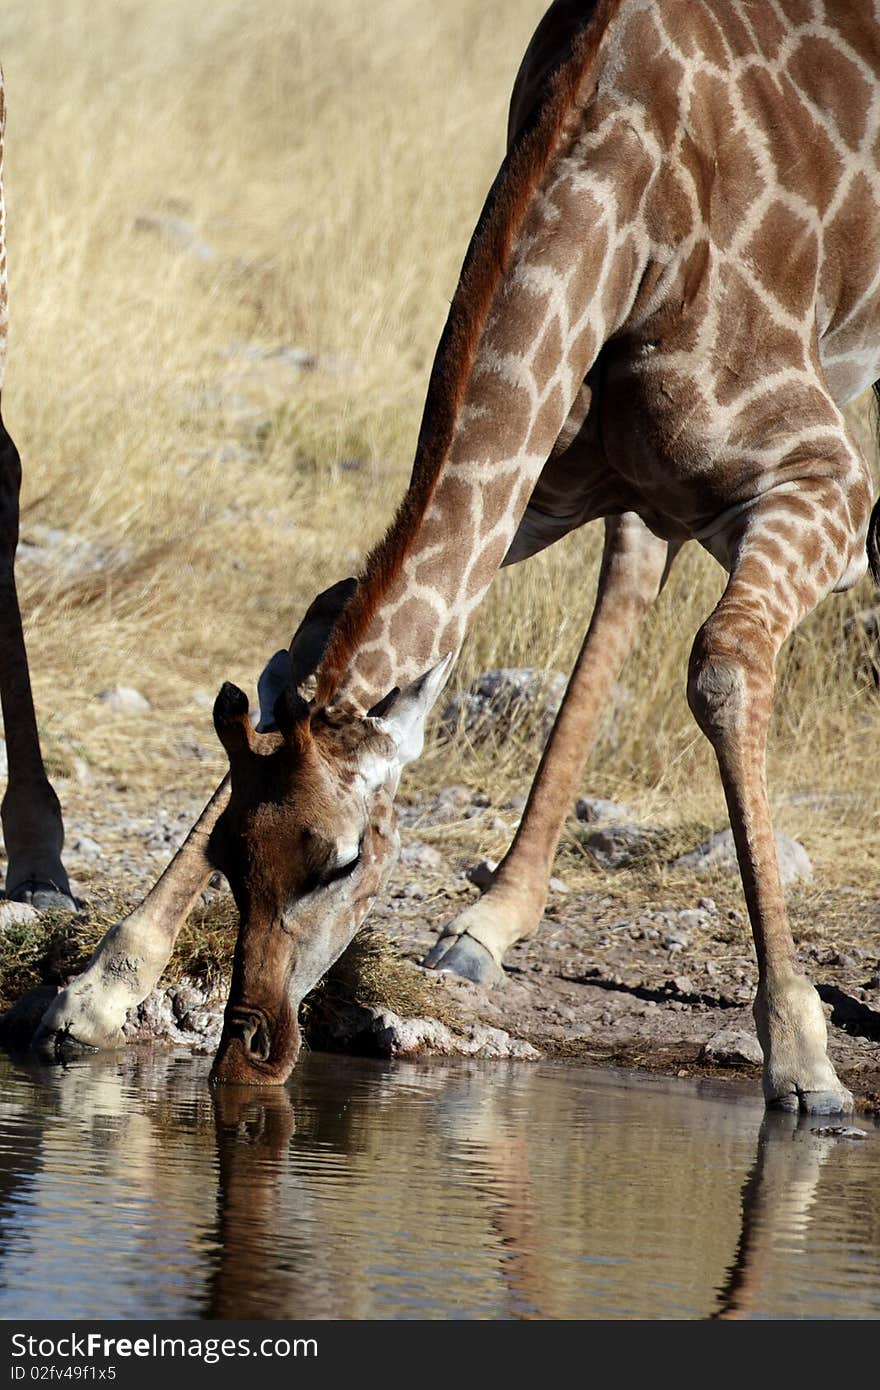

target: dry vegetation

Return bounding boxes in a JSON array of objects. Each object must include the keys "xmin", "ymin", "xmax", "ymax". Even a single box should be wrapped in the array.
[{"xmin": 0, "ymin": 0, "xmax": 878, "ymax": 945}]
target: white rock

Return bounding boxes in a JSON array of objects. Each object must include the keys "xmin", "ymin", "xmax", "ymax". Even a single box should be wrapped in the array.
[
  {"xmin": 0, "ymin": 738, "xmax": 6, "ymax": 777},
  {"xmin": 71, "ymin": 835, "xmax": 102, "ymax": 859},
  {"xmin": 673, "ymin": 829, "xmax": 813, "ymax": 887},
  {"xmin": 370, "ymin": 1008, "xmax": 540, "ymax": 1060},
  {"xmin": 96, "ymin": 685, "xmax": 151, "ymax": 713},
  {"xmin": 0, "ymin": 900, "xmax": 39, "ymax": 930}
]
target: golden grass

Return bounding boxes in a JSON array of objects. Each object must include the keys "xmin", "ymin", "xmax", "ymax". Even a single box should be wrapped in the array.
[{"xmin": 0, "ymin": 0, "xmax": 877, "ymax": 904}]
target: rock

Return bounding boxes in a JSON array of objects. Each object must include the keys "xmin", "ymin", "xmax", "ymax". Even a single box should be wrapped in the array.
[
  {"xmin": 71, "ymin": 836, "xmax": 101, "ymax": 859},
  {"xmin": 698, "ymin": 897, "xmax": 717, "ymax": 913},
  {"xmin": 466, "ymin": 859, "xmax": 498, "ymax": 890},
  {"xmin": 574, "ymin": 796, "xmax": 633, "ymax": 823},
  {"xmin": 578, "ymin": 823, "xmax": 665, "ymax": 869},
  {"xmin": 0, "ymin": 738, "xmax": 6, "ymax": 778},
  {"xmin": 400, "ymin": 842, "xmax": 443, "ymax": 870},
  {"xmin": 672, "ymin": 829, "xmax": 813, "ymax": 887},
  {"xmin": 96, "ymin": 685, "xmax": 151, "ymax": 714},
  {"xmin": 813, "ymin": 1126, "xmax": 867, "ymax": 1140},
  {"xmin": 125, "ymin": 976, "xmax": 224, "ymax": 1046},
  {"xmin": 440, "ymin": 668, "xmax": 567, "ymax": 743},
  {"xmin": 676, "ymin": 910, "xmax": 706, "ymax": 932},
  {"xmin": 134, "ymin": 213, "xmax": 215, "ymax": 261},
  {"xmin": 370, "ymin": 1009, "xmax": 540, "ymax": 1060},
  {"xmin": 663, "ymin": 931, "xmax": 688, "ymax": 952},
  {"xmin": 699, "ymin": 1026, "xmax": 763, "ymax": 1067},
  {"xmin": 0, "ymin": 900, "xmax": 39, "ymax": 930},
  {"xmin": 669, "ymin": 975, "xmax": 694, "ymax": 996},
  {"xmin": 502, "ymin": 795, "xmax": 528, "ymax": 813},
  {"xmin": 548, "ymin": 876, "xmax": 569, "ymax": 895}
]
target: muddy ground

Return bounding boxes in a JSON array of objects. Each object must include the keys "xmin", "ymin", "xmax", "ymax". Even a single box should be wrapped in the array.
[{"xmin": 1, "ymin": 773, "xmax": 878, "ymax": 1115}]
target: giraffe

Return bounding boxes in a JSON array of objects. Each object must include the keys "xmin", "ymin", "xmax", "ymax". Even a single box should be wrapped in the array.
[
  {"xmin": 38, "ymin": 0, "xmax": 880, "ymax": 1110},
  {"xmin": 0, "ymin": 71, "xmax": 76, "ymax": 912}
]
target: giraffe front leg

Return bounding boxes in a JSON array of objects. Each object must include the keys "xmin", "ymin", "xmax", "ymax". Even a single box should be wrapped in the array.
[
  {"xmin": 687, "ymin": 466, "xmax": 872, "ymax": 1114},
  {"xmin": 425, "ymin": 514, "xmax": 675, "ymax": 984},
  {"xmin": 35, "ymin": 778, "xmax": 228, "ymax": 1052}
]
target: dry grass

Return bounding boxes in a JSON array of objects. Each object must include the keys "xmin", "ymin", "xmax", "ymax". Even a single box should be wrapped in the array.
[{"xmin": 0, "ymin": 0, "xmax": 877, "ymax": 908}]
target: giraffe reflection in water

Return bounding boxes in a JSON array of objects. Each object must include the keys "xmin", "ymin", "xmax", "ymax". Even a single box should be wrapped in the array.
[{"xmin": 0, "ymin": 1052, "xmax": 877, "ymax": 1319}]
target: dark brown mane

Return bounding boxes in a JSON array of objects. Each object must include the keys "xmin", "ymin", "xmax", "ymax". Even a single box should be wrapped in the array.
[{"xmin": 316, "ymin": 0, "xmax": 624, "ymax": 704}]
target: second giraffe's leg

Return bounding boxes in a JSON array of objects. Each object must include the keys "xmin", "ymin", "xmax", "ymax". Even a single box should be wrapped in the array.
[
  {"xmin": 688, "ymin": 465, "xmax": 872, "ymax": 1115},
  {"xmin": 35, "ymin": 777, "xmax": 228, "ymax": 1051},
  {"xmin": 425, "ymin": 513, "xmax": 674, "ymax": 983},
  {"xmin": 0, "ymin": 410, "xmax": 75, "ymax": 909}
]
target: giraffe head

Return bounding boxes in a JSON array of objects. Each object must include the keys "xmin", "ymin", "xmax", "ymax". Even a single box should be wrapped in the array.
[{"xmin": 208, "ymin": 581, "xmax": 451, "ymax": 1085}]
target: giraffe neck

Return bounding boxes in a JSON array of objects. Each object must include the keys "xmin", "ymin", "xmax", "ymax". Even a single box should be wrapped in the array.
[{"xmin": 317, "ymin": 0, "xmax": 658, "ymax": 711}]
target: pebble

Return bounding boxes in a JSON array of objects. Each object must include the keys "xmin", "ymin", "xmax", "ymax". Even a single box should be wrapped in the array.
[
  {"xmin": 71, "ymin": 836, "xmax": 102, "ymax": 859},
  {"xmin": 96, "ymin": 685, "xmax": 151, "ymax": 714}
]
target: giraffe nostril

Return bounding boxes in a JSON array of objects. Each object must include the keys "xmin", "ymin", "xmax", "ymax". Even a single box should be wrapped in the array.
[{"xmin": 228, "ymin": 1009, "xmax": 272, "ymax": 1062}]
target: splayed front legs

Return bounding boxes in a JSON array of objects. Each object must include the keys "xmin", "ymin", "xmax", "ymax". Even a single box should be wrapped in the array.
[
  {"xmin": 0, "ymin": 412, "xmax": 74, "ymax": 909},
  {"xmin": 36, "ymin": 778, "xmax": 228, "ymax": 1050},
  {"xmin": 425, "ymin": 513, "xmax": 674, "ymax": 983}
]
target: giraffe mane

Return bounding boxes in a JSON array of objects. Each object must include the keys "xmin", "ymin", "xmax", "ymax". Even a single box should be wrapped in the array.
[{"xmin": 315, "ymin": 0, "xmax": 624, "ymax": 705}]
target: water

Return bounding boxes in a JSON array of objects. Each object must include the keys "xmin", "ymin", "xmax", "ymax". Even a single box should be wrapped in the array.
[{"xmin": 0, "ymin": 1048, "xmax": 877, "ymax": 1320}]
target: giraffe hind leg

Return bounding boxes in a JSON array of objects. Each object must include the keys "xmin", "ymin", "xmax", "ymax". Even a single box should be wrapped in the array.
[
  {"xmin": 425, "ymin": 513, "xmax": 674, "ymax": 982},
  {"xmin": 688, "ymin": 451, "xmax": 872, "ymax": 1113}
]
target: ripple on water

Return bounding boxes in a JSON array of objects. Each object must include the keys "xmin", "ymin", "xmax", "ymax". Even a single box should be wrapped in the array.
[{"xmin": 0, "ymin": 1050, "xmax": 877, "ymax": 1319}]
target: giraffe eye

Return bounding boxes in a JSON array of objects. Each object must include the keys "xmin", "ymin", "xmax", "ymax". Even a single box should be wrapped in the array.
[{"xmin": 312, "ymin": 838, "xmax": 364, "ymax": 891}]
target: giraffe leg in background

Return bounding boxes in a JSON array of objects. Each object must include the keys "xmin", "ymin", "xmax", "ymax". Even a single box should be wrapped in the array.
[
  {"xmin": 688, "ymin": 459, "xmax": 871, "ymax": 1114},
  {"xmin": 0, "ymin": 409, "xmax": 75, "ymax": 910},
  {"xmin": 425, "ymin": 513, "xmax": 676, "ymax": 984}
]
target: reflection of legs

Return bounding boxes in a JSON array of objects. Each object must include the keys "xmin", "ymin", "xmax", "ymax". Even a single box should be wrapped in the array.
[
  {"xmin": 426, "ymin": 513, "xmax": 675, "ymax": 983},
  {"xmin": 688, "ymin": 469, "xmax": 871, "ymax": 1113},
  {"xmin": 715, "ymin": 1112, "xmax": 834, "ymax": 1319},
  {"xmin": 36, "ymin": 778, "xmax": 228, "ymax": 1050},
  {"xmin": 0, "ymin": 412, "xmax": 74, "ymax": 908}
]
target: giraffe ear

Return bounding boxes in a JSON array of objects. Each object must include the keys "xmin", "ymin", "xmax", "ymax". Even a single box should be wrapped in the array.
[
  {"xmin": 289, "ymin": 577, "xmax": 358, "ymax": 693},
  {"xmin": 256, "ymin": 578, "xmax": 357, "ymax": 730},
  {"xmin": 367, "ymin": 653, "xmax": 454, "ymax": 771}
]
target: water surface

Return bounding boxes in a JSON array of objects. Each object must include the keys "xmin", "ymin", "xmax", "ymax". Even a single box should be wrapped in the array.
[{"xmin": 0, "ymin": 1050, "xmax": 877, "ymax": 1319}]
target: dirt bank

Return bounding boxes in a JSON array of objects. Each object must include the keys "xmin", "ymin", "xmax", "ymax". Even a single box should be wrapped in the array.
[{"xmin": 2, "ymin": 781, "xmax": 878, "ymax": 1115}]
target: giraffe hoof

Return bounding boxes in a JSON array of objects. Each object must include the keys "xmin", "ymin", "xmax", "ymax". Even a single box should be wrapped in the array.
[
  {"xmin": 768, "ymin": 1086, "xmax": 854, "ymax": 1116},
  {"xmin": 8, "ymin": 879, "xmax": 79, "ymax": 912},
  {"xmin": 422, "ymin": 932, "xmax": 502, "ymax": 986}
]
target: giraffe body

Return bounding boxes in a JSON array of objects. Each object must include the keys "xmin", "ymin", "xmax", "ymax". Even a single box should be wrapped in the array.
[{"xmin": 38, "ymin": 1, "xmax": 880, "ymax": 1110}]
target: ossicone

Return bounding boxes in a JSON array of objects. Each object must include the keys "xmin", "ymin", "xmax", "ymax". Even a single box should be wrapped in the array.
[
  {"xmin": 213, "ymin": 682, "xmax": 256, "ymax": 757},
  {"xmin": 273, "ymin": 685, "xmax": 313, "ymax": 749}
]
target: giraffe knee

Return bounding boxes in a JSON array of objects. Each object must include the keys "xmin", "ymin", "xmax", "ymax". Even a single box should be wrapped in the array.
[{"xmin": 687, "ymin": 613, "xmax": 771, "ymax": 742}]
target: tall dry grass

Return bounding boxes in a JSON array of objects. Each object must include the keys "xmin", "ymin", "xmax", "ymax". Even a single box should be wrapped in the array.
[{"xmin": 0, "ymin": 0, "xmax": 877, "ymax": 893}]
